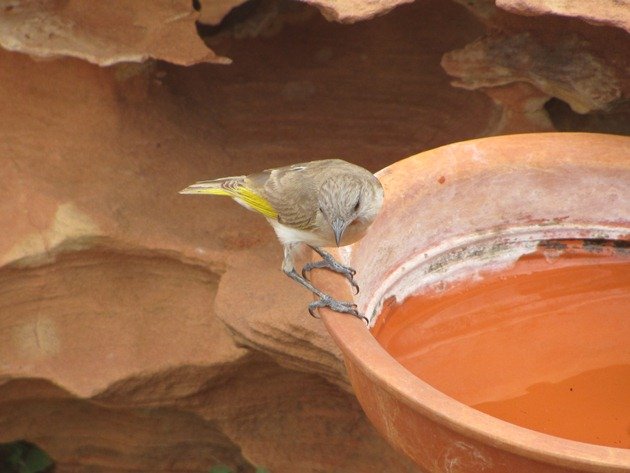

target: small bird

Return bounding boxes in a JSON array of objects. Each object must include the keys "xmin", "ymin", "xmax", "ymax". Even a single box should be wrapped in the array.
[{"xmin": 180, "ymin": 159, "xmax": 384, "ymax": 321}]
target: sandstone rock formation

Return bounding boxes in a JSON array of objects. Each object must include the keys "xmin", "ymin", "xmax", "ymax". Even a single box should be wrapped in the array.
[
  {"xmin": 445, "ymin": 0, "xmax": 630, "ymax": 133},
  {"xmin": 0, "ymin": 0, "xmax": 229, "ymax": 65},
  {"xmin": 496, "ymin": 0, "xmax": 630, "ymax": 33},
  {"xmin": 0, "ymin": 0, "xmax": 628, "ymax": 472},
  {"xmin": 199, "ymin": 0, "xmax": 249, "ymax": 26},
  {"xmin": 301, "ymin": 0, "xmax": 413, "ymax": 23}
]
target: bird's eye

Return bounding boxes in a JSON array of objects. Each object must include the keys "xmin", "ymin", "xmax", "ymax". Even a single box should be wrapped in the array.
[
  {"xmin": 353, "ymin": 200, "xmax": 360, "ymax": 212},
  {"xmin": 319, "ymin": 206, "xmax": 324, "ymax": 213}
]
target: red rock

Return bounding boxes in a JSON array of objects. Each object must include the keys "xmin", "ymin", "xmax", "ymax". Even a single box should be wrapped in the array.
[
  {"xmin": 198, "ymin": 0, "xmax": 249, "ymax": 25},
  {"xmin": 442, "ymin": 1, "xmax": 630, "ymax": 133},
  {"xmin": 497, "ymin": 0, "xmax": 630, "ymax": 33},
  {"xmin": 0, "ymin": 2, "xmax": 492, "ymax": 470},
  {"xmin": 303, "ymin": 0, "xmax": 414, "ymax": 23},
  {"xmin": 0, "ymin": 0, "xmax": 627, "ymax": 470},
  {"xmin": 0, "ymin": 0, "xmax": 229, "ymax": 65}
]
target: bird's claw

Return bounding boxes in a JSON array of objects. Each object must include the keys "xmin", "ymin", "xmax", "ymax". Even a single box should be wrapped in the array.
[
  {"xmin": 302, "ymin": 260, "xmax": 360, "ymax": 295},
  {"xmin": 308, "ymin": 295, "xmax": 368, "ymax": 324}
]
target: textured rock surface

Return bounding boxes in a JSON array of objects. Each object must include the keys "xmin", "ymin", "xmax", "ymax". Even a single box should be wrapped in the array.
[
  {"xmin": 251, "ymin": 0, "xmax": 630, "ymax": 31},
  {"xmin": 442, "ymin": 33, "xmax": 623, "ymax": 114},
  {"xmin": 0, "ymin": 0, "xmax": 228, "ymax": 65},
  {"xmin": 444, "ymin": 0, "xmax": 630, "ymax": 133},
  {"xmin": 0, "ymin": 46, "xmax": 418, "ymax": 471},
  {"xmin": 0, "ymin": 1, "xmax": 494, "ymax": 471},
  {"xmin": 0, "ymin": 0, "xmax": 628, "ymax": 471},
  {"xmin": 302, "ymin": 0, "xmax": 413, "ymax": 23},
  {"xmin": 496, "ymin": 0, "xmax": 630, "ymax": 32},
  {"xmin": 198, "ymin": 0, "xmax": 249, "ymax": 25}
]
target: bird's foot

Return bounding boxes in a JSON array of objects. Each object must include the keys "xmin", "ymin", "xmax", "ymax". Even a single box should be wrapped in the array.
[
  {"xmin": 308, "ymin": 295, "xmax": 368, "ymax": 324},
  {"xmin": 303, "ymin": 248, "xmax": 359, "ymax": 294},
  {"xmin": 282, "ymin": 267, "xmax": 367, "ymax": 323},
  {"xmin": 302, "ymin": 260, "xmax": 359, "ymax": 294}
]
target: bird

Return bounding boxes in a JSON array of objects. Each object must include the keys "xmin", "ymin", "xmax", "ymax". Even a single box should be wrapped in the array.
[{"xmin": 180, "ymin": 159, "xmax": 384, "ymax": 321}]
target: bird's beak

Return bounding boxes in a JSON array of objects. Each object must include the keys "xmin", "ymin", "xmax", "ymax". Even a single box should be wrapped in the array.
[{"xmin": 331, "ymin": 218, "xmax": 348, "ymax": 247}]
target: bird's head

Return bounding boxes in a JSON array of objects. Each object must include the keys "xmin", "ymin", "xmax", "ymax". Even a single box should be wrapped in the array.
[{"xmin": 318, "ymin": 173, "xmax": 384, "ymax": 247}]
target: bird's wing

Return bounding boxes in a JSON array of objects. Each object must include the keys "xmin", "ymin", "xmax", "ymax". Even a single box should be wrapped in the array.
[
  {"xmin": 247, "ymin": 164, "xmax": 322, "ymax": 230},
  {"xmin": 180, "ymin": 159, "xmax": 348, "ymax": 226},
  {"xmin": 180, "ymin": 176, "xmax": 279, "ymax": 219}
]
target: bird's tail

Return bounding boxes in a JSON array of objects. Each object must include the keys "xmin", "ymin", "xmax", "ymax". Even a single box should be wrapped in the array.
[
  {"xmin": 179, "ymin": 176, "xmax": 246, "ymax": 195},
  {"xmin": 180, "ymin": 175, "xmax": 278, "ymax": 219}
]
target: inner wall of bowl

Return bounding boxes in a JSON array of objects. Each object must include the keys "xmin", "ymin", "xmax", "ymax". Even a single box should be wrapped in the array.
[
  {"xmin": 346, "ymin": 139, "xmax": 630, "ymax": 325},
  {"xmin": 364, "ymin": 225, "xmax": 629, "ymax": 325}
]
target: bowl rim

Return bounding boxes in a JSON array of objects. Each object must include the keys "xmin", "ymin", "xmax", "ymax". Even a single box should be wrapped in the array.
[{"xmin": 317, "ymin": 133, "xmax": 630, "ymax": 471}]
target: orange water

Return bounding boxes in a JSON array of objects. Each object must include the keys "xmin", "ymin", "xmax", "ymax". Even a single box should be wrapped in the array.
[{"xmin": 372, "ymin": 241, "xmax": 630, "ymax": 448}]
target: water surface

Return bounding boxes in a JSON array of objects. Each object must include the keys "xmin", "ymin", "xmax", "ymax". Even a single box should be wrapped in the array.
[{"xmin": 372, "ymin": 241, "xmax": 630, "ymax": 447}]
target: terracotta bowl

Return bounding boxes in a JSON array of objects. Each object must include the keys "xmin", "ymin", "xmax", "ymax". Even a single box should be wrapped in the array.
[{"xmin": 313, "ymin": 133, "xmax": 630, "ymax": 473}]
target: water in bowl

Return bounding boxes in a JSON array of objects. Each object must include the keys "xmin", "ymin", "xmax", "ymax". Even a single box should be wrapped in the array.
[{"xmin": 372, "ymin": 239, "xmax": 630, "ymax": 448}]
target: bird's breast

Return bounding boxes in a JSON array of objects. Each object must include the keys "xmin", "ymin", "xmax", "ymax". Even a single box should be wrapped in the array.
[
  {"xmin": 268, "ymin": 217, "xmax": 371, "ymax": 248},
  {"xmin": 268, "ymin": 219, "xmax": 332, "ymax": 247}
]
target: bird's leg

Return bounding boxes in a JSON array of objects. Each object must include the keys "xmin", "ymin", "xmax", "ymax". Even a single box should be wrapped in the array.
[
  {"xmin": 283, "ymin": 244, "xmax": 366, "ymax": 323},
  {"xmin": 302, "ymin": 246, "xmax": 359, "ymax": 294}
]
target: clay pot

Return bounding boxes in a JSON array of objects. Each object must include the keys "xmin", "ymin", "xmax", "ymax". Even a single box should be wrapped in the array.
[{"xmin": 313, "ymin": 133, "xmax": 630, "ymax": 472}]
